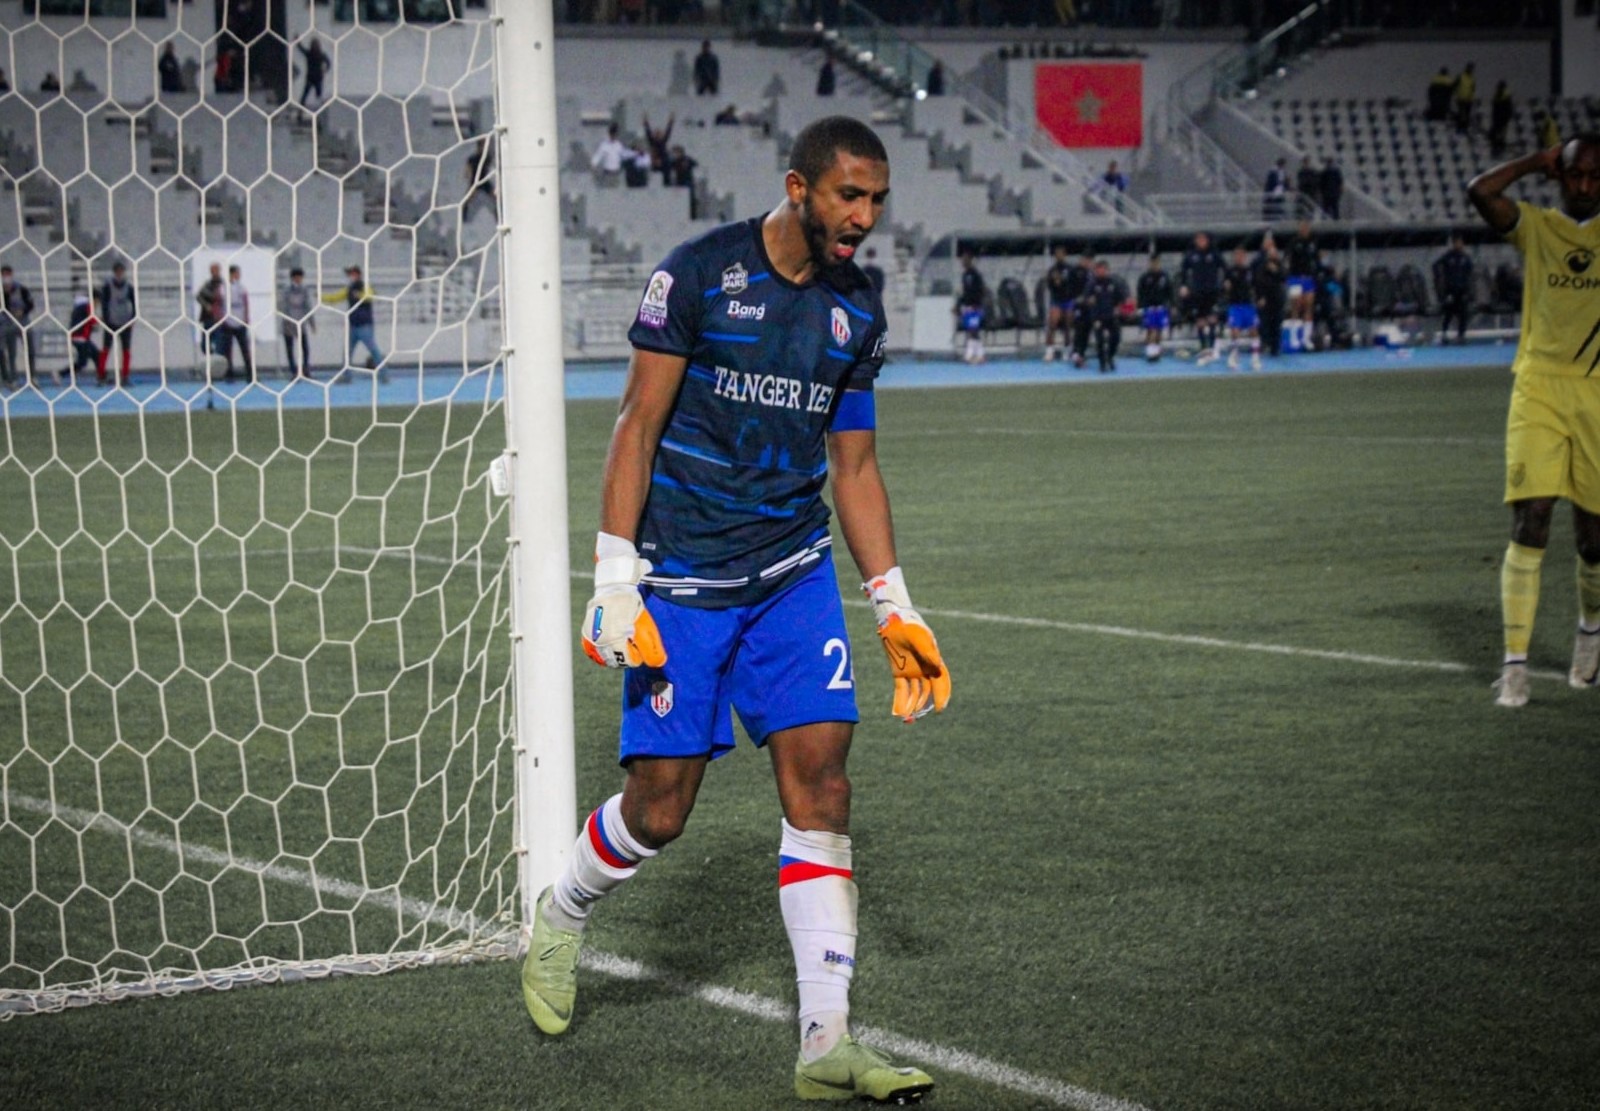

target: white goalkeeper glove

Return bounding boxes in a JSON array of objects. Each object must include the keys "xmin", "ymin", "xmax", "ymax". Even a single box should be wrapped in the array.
[
  {"xmin": 862, "ymin": 566, "xmax": 951, "ymax": 721},
  {"xmin": 581, "ymin": 532, "xmax": 667, "ymax": 669}
]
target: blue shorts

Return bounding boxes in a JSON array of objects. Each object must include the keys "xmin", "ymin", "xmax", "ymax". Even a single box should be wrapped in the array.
[
  {"xmin": 1227, "ymin": 303, "xmax": 1259, "ymax": 332},
  {"xmin": 1142, "ymin": 305, "xmax": 1170, "ymax": 330},
  {"xmin": 1286, "ymin": 275, "xmax": 1315, "ymax": 298},
  {"xmin": 959, "ymin": 307, "xmax": 984, "ymax": 333},
  {"xmin": 620, "ymin": 558, "xmax": 860, "ymax": 762}
]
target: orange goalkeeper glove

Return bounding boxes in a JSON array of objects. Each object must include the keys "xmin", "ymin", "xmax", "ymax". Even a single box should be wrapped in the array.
[
  {"xmin": 581, "ymin": 533, "xmax": 667, "ymax": 669},
  {"xmin": 863, "ymin": 566, "xmax": 951, "ymax": 722}
]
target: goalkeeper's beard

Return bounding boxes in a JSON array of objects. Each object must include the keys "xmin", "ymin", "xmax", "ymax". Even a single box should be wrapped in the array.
[{"xmin": 800, "ymin": 196, "xmax": 864, "ymax": 278}]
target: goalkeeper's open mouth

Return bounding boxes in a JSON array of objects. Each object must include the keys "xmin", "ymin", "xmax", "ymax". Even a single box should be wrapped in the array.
[{"xmin": 833, "ymin": 232, "xmax": 865, "ymax": 262}]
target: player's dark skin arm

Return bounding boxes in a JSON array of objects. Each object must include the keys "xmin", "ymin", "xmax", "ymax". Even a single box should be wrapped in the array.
[
  {"xmin": 827, "ymin": 424, "xmax": 897, "ymax": 582},
  {"xmin": 1467, "ymin": 145, "xmax": 1600, "ymax": 559},
  {"xmin": 595, "ymin": 347, "xmax": 709, "ymax": 850}
]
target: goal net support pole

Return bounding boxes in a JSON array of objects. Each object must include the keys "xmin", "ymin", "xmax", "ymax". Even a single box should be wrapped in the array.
[{"xmin": 493, "ymin": 0, "xmax": 578, "ymax": 929}]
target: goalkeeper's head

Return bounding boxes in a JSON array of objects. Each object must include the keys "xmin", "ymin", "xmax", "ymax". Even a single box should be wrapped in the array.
[{"xmin": 784, "ymin": 116, "xmax": 889, "ymax": 278}]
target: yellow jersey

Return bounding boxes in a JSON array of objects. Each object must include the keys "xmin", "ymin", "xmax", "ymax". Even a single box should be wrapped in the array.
[{"xmin": 1507, "ymin": 200, "xmax": 1600, "ymax": 379}]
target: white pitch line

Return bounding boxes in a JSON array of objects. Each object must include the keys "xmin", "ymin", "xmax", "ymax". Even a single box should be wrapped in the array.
[
  {"xmin": 4, "ymin": 791, "xmax": 1147, "ymax": 1111},
  {"xmin": 549, "ymin": 563, "xmax": 1561, "ymax": 685},
  {"xmin": 915, "ymin": 604, "xmax": 1567, "ymax": 683},
  {"xmin": 883, "ymin": 426, "xmax": 1501, "ymax": 448}
]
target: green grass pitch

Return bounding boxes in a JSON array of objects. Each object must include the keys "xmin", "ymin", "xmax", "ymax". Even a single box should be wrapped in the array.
[{"xmin": 3, "ymin": 366, "xmax": 1598, "ymax": 1110}]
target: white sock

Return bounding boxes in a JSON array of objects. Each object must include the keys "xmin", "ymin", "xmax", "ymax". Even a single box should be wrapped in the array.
[
  {"xmin": 548, "ymin": 793, "xmax": 656, "ymax": 932},
  {"xmin": 779, "ymin": 819, "xmax": 856, "ymax": 1063}
]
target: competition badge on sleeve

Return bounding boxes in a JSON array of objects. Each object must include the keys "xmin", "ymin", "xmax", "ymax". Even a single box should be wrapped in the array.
[{"xmin": 638, "ymin": 270, "xmax": 673, "ymax": 328}]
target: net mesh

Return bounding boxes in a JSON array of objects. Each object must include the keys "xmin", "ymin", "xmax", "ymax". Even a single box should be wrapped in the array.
[{"xmin": 0, "ymin": 1, "xmax": 521, "ymax": 1017}]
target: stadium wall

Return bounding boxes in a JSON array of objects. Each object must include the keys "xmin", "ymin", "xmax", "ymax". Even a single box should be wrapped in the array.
[{"xmin": 1560, "ymin": 4, "xmax": 1600, "ymax": 99}]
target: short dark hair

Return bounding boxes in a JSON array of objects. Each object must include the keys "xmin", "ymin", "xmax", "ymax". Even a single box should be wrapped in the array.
[
  {"xmin": 290, "ymin": 267, "xmax": 304, "ymax": 278},
  {"xmin": 0, "ymin": 265, "xmax": 11, "ymax": 274},
  {"xmin": 787, "ymin": 116, "xmax": 887, "ymax": 186}
]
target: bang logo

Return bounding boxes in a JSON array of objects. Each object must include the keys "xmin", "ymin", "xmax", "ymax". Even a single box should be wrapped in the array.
[
  {"xmin": 650, "ymin": 680, "xmax": 674, "ymax": 718},
  {"xmin": 831, "ymin": 306, "xmax": 851, "ymax": 347}
]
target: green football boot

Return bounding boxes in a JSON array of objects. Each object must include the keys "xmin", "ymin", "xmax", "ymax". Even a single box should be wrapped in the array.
[
  {"xmin": 521, "ymin": 886, "xmax": 582, "ymax": 1035},
  {"xmin": 794, "ymin": 1035, "xmax": 934, "ymax": 1104}
]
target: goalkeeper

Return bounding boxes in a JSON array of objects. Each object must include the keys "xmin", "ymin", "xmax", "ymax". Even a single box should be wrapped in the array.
[{"xmin": 523, "ymin": 115, "xmax": 949, "ymax": 1106}]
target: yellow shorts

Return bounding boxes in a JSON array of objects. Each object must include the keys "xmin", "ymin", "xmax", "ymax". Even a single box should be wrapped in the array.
[{"xmin": 1505, "ymin": 372, "xmax": 1600, "ymax": 511}]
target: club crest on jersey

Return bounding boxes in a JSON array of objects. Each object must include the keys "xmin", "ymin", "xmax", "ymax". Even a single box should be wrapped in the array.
[
  {"xmin": 831, "ymin": 306, "xmax": 851, "ymax": 347},
  {"xmin": 638, "ymin": 270, "xmax": 673, "ymax": 328},
  {"xmin": 650, "ymin": 680, "xmax": 674, "ymax": 718},
  {"xmin": 721, "ymin": 262, "xmax": 748, "ymax": 294}
]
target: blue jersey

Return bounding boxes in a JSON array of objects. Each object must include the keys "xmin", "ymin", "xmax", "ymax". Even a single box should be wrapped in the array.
[{"xmin": 626, "ymin": 217, "xmax": 888, "ymax": 608}]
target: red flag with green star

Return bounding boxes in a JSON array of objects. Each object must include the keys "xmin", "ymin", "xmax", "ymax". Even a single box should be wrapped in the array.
[{"xmin": 1035, "ymin": 63, "xmax": 1143, "ymax": 147}]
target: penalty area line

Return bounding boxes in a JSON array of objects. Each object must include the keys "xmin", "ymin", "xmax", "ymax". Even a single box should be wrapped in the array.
[{"xmin": 5, "ymin": 791, "xmax": 1150, "ymax": 1111}]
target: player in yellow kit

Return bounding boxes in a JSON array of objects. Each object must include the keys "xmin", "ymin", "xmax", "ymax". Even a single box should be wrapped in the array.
[{"xmin": 1467, "ymin": 133, "xmax": 1600, "ymax": 706}]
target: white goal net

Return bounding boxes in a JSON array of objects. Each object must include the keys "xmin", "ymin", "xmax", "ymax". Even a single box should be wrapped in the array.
[{"xmin": 0, "ymin": 0, "xmax": 571, "ymax": 1016}]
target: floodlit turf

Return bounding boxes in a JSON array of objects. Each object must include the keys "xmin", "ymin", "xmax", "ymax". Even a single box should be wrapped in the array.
[{"xmin": 4, "ymin": 366, "xmax": 1599, "ymax": 1109}]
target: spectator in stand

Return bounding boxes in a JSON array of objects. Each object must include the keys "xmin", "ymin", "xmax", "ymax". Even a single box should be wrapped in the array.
[
  {"xmin": 298, "ymin": 36, "xmax": 329, "ymax": 109},
  {"xmin": 67, "ymin": 280, "xmax": 97, "ymax": 383},
  {"xmin": 692, "ymin": 39, "xmax": 720, "ymax": 96},
  {"xmin": 925, "ymin": 60, "xmax": 945, "ymax": 96},
  {"xmin": 323, "ymin": 264, "xmax": 385, "ymax": 375},
  {"xmin": 955, "ymin": 249, "xmax": 986, "ymax": 365},
  {"xmin": 591, "ymin": 123, "xmax": 629, "ymax": 183},
  {"xmin": 1320, "ymin": 156, "xmax": 1343, "ymax": 221},
  {"xmin": 158, "ymin": 42, "xmax": 185, "ymax": 93},
  {"xmin": 1254, "ymin": 241, "xmax": 1288, "ymax": 358},
  {"xmin": 714, "ymin": 103, "xmax": 740, "ymax": 125},
  {"xmin": 40, "ymin": 72, "xmax": 61, "ymax": 94},
  {"xmin": 623, "ymin": 144, "xmax": 652, "ymax": 188},
  {"xmin": 0, "ymin": 265, "xmax": 35, "ymax": 389},
  {"xmin": 1137, "ymin": 253, "xmax": 1174, "ymax": 363},
  {"xmin": 95, "ymin": 262, "xmax": 137, "ymax": 386},
  {"xmin": 642, "ymin": 113, "xmax": 674, "ymax": 172},
  {"xmin": 1453, "ymin": 62, "xmax": 1476, "ymax": 134},
  {"xmin": 217, "ymin": 264, "xmax": 254, "ymax": 381},
  {"xmin": 1426, "ymin": 66, "xmax": 1454, "ymax": 122},
  {"xmin": 280, "ymin": 266, "xmax": 315, "ymax": 377},
  {"xmin": 662, "ymin": 143, "xmax": 697, "ymax": 187},
  {"xmin": 1100, "ymin": 160, "xmax": 1129, "ymax": 195},
  {"xmin": 860, "ymin": 247, "xmax": 886, "ymax": 296},
  {"xmin": 1488, "ymin": 80, "xmax": 1514, "ymax": 156},
  {"xmin": 1295, "ymin": 159, "xmax": 1321, "ymax": 219},
  {"xmin": 663, "ymin": 144, "xmax": 699, "ymax": 215},
  {"xmin": 0, "ymin": 69, "xmax": 10, "ymax": 93},
  {"xmin": 195, "ymin": 261, "xmax": 226, "ymax": 369},
  {"xmin": 1433, "ymin": 232, "xmax": 1475, "ymax": 344},
  {"xmin": 1262, "ymin": 158, "xmax": 1288, "ymax": 221},
  {"xmin": 816, "ymin": 58, "xmax": 836, "ymax": 97}
]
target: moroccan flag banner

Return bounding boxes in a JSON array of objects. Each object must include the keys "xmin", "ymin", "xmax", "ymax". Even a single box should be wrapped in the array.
[{"xmin": 1035, "ymin": 62, "xmax": 1143, "ymax": 148}]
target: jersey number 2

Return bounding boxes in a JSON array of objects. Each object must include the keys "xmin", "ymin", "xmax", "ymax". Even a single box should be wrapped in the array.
[{"xmin": 823, "ymin": 637, "xmax": 854, "ymax": 690}]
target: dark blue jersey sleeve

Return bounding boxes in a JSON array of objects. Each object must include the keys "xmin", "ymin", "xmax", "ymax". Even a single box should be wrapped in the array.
[{"xmin": 628, "ymin": 245, "xmax": 707, "ymax": 355}]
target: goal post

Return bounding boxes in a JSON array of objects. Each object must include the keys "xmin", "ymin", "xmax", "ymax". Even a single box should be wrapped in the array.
[
  {"xmin": 494, "ymin": 0, "xmax": 578, "ymax": 928},
  {"xmin": 0, "ymin": 0, "xmax": 573, "ymax": 1017}
]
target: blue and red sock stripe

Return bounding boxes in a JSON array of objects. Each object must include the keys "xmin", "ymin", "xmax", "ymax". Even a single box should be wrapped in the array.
[
  {"xmin": 778, "ymin": 854, "xmax": 853, "ymax": 887},
  {"xmin": 587, "ymin": 808, "xmax": 638, "ymax": 871}
]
